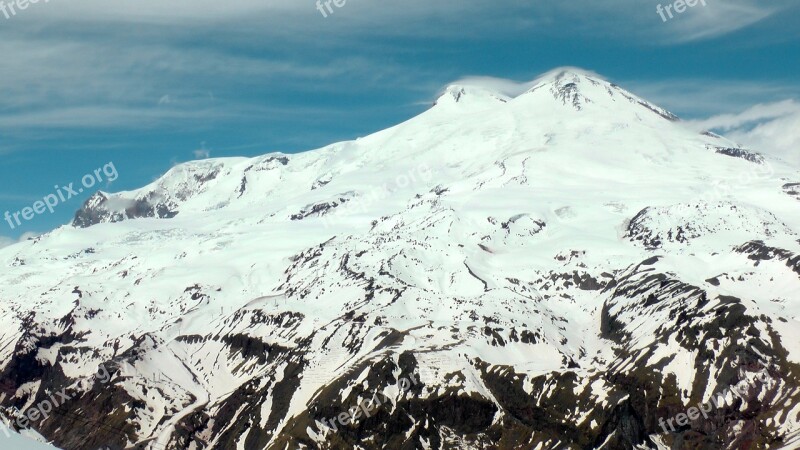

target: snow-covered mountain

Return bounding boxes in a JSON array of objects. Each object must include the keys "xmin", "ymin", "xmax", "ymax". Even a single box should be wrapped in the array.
[{"xmin": 1, "ymin": 68, "xmax": 799, "ymax": 450}]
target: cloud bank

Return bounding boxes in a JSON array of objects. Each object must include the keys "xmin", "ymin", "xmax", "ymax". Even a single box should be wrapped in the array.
[{"xmin": 689, "ymin": 101, "xmax": 800, "ymax": 166}]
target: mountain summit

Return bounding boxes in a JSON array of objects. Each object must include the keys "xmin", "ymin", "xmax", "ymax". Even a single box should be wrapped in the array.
[
  {"xmin": 1, "ymin": 69, "xmax": 799, "ymax": 450},
  {"xmin": 436, "ymin": 68, "xmax": 678, "ymax": 120}
]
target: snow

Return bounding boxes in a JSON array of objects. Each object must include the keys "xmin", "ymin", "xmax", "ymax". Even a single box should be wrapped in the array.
[{"xmin": 0, "ymin": 422, "xmax": 59, "ymax": 449}]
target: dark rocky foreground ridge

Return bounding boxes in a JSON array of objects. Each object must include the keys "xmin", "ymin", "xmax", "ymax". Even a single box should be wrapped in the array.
[{"xmin": 1, "ymin": 243, "xmax": 798, "ymax": 449}]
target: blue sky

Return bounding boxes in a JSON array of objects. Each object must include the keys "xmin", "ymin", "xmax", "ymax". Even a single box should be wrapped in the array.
[{"xmin": 1, "ymin": 0, "xmax": 798, "ymax": 245}]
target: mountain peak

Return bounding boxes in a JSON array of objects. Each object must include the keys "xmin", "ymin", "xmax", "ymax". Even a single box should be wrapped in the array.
[
  {"xmin": 433, "ymin": 84, "xmax": 511, "ymax": 107},
  {"xmin": 433, "ymin": 67, "xmax": 678, "ymax": 120},
  {"xmin": 532, "ymin": 66, "xmax": 603, "ymax": 83}
]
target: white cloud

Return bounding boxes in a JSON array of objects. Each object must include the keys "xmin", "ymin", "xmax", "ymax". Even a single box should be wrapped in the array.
[
  {"xmin": 8, "ymin": 0, "xmax": 298, "ymax": 23},
  {"xmin": 0, "ymin": 236, "xmax": 14, "ymax": 249},
  {"xmin": 7, "ymin": 0, "xmax": 795, "ymax": 43},
  {"xmin": 0, "ymin": 232, "xmax": 40, "ymax": 249},
  {"xmin": 443, "ymin": 76, "xmax": 537, "ymax": 98},
  {"xmin": 688, "ymin": 100, "xmax": 799, "ymax": 131},
  {"xmin": 193, "ymin": 148, "xmax": 211, "ymax": 159},
  {"xmin": 624, "ymin": 79, "xmax": 800, "ymax": 118},
  {"xmin": 0, "ymin": 34, "xmax": 422, "ymax": 132},
  {"xmin": 447, "ymin": 68, "xmax": 604, "ymax": 98},
  {"xmin": 666, "ymin": 0, "xmax": 776, "ymax": 43},
  {"xmin": 626, "ymin": 77, "xmax": 799, "ymax": 167},
  {"xmin": 530, "ymin": 0, "xmax": 795, "ymax": 44},
  {"xmin": 685, "ymin": 100, "xmax": 800, "ymax": 166}
]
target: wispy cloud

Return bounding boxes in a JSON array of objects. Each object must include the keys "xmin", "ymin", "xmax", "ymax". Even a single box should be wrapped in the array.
[
  {"xmin": 0, "ymin": 232, "xmax": 39, "ymax": 249},
  {"xmin": 445, "ymin": 68, "xmax": 605, "ymax": 98},
  {"xmin": 0, "ymin": 33, "xmax": 426, "ymax": 132},
  {"xmin": 528, "ymin": 0, "xmax": 795, "ymax": 44},
  {"xmin": 686, "ymin": 100, "xmax": 800, "ymax": 165},
  {"xmin": 193, "ymin": 144, "xmax": 211, "ymax": 160},
  {"xmin": 689, "ymin": 99, "xmax": 800, "ymax": 130},
  {"xmin": 609, "ymin": 77, "xmax": 799, "ymax": 165},
  {"xmin": 0, "ymin": 0, "xmax": 795, "ymax": 153},
  {"xmin": 666, "ymin": 0, "xmax": 777, "ymax": 43},
  {"xmin": 8, "ymin": 0, "xmax": 794, "ymax": 42},
  {"xmin": 624, "ymin": 79, "xmax": 800, "ymax": 117},
  {"xmin": 0, "ymin": 235, "xmax": 13, "ymax": 249}
]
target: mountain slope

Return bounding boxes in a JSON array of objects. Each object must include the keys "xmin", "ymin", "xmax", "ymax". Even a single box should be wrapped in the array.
[{"xmin": 1, "ymin": 68, "xmax": 799, "ymax": 450}]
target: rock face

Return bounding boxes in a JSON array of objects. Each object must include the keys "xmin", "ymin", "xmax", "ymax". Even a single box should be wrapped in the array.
[
  {"xmin": 784, "ymin": 183, "xmax": 800, "ymax": 201},
  {"xmin": 1, "ymin": 68, "xmax": 799, "ymax": 450},
  {"xmin": 712, "ymin": 146, "xmax": 766, "ymax": 164},
  {"xmin": 72, "ymin": 192, "xmax": 179, "ymax": 228}
]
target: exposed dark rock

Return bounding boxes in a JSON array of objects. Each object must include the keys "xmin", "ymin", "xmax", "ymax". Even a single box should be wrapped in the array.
[
  {"xmin": 735, "ymin": 240, "xmax": 800, "ymax": 277},
  {"xmin": 713, "ymin": 146, "xmax": 765, "ymax": 164},
  {"xmin": 783, "ymin": 183, "xmax": 800, "ymax": 201},
  {"xmin": 291, "ymin": 196, "xmax": 353, "ymax": 221},
  {"xmin": 73, "ymin": 192, "xmax": 178, "ymax": 228}
]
